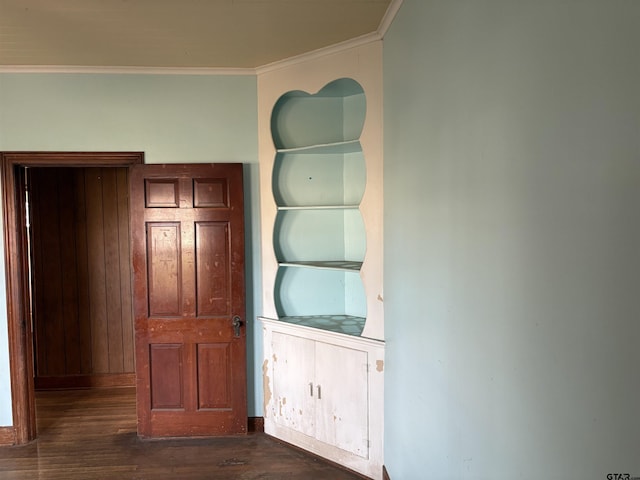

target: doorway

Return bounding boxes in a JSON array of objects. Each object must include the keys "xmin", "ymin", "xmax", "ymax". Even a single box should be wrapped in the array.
[
  {"xmin": 29, "ymin": 167, "xmax": 135, "ymax": 390},
  {"xmin": 1, "ymin": 152, "xmax": 143, "ymax": 444}
]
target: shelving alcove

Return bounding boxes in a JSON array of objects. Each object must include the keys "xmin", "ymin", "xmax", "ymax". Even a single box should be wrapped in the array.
[
  {"xmin": 271, "ymin": 78, "xmax": 368, "ymax": 337},
  {"xmin": 257, "ymin": 42, "xmax": 385, "ymax": 480}
]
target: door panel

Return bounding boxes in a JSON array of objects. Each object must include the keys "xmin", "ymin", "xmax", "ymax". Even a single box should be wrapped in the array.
[
  {"xmin": 131, "ymin": 164, "xmax": 246, "ymax": 437},
  {"xmin": 197, "ymin": 343, "xmax": 231, "ymax": 409},
  {"xmin": 150, "ymin": 344, "xmax": 184, "ymax": 409},
  {"xmin": 147, "ymin": 223, "xmax": 182, "ymax": 316},
  {"xmin": 195, "ymin": 222, "xmax": 230, "ymax": 316}
]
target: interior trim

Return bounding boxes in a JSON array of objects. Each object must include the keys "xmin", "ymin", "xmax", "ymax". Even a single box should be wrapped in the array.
[
  {"xmin": 0, "ymin": 65, "xmax": 256, "ymax": 75},
  {"xmin": 377, "ymin": 0, "xmax": 404, "ymax": 38},
  {"xmin": 255, "ymin": 32, "xmax": 380, "ymax": 75},
  {"xmin": 0, "ymin": 426, "xmax": 16, "ymax": 446},
  {"xmin": 256, "ymin": 0, "xmax": 403, "ymax": 76},
  {"xmin": 266, "ymin": 434, "xmax": 371, "ymax": 480},
  {"xmin": 1, "ymin": 151, "xmax": 144, "ymax": 445},
  {"xmin": 0, "ymin": 0, "xmax": 403, "ymax": 76},
  {"xmin": 247, "ymin": 417, "xmax": 264, "ymax": 434}
]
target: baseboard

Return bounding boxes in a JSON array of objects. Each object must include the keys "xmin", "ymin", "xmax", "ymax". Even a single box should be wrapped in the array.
[
  {"xmin": 383, "ymin": 465, "xmax": 391, "ymax": 480},
  {"xmin": 265, "ymin": 433, "xmax": 371, "ymax": 479},
  {"xmin": 248, "ymin": 417, "xmax": 264, "ymax": 433},
  {"xmin": 0, "ymin": 426, "xmax": 16, "ymax": 446},
  {"xmin": 35, "ymin": 373, "xmax": 136, "ymax": 390}
]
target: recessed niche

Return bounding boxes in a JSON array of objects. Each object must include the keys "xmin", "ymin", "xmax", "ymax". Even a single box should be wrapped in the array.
[
  {"xmin": 273, "ymin": 209, "xmax": 365, "ymax": 263},
  {"xmin": 270, "ymin": 77, "xmax": 368, "ymax": 336},
  {"xmin": 271, "ymin": 78, "xmax": 366, "ymax": 150},
  {"xmin": 272, "ymin": 149, "xmax": 366, "ymax": 207},
  {"xmin": 274, "ymin": 267, "xmax": 366, "ymax": 319}
]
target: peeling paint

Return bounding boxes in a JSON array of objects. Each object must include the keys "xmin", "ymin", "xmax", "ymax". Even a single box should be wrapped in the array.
[
  {"xmin": 376, "ymin": 360, "xmax": 384, "ymax": 372},
  {"xmin": 262, "ymin": 359, "xmax": 272, "ymax": 416},
  {"xmin": 272, "ymin": 353, "xmax": 278, "ymax": 363},
  {"xmin": 377, "ymin": 294, "xmax": 383, "ymax": 302}
]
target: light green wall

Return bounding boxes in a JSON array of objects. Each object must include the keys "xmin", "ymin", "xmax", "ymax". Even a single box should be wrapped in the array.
[
  {"xmin": 0, "ymin": 73, "xmax": 262, "ymax": 424},
  {"xmin": 0, "ymin": 74, "xmax": 256, "ymax": 163},
  {"xmin": 384, "ymin": 1, "xmax": 640, "ymax": 479}
]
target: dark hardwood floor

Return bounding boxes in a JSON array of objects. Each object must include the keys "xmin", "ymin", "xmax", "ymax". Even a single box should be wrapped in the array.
[{"xmin": 0, "ymin": 388, "xmax": 365, "ymax": 480}]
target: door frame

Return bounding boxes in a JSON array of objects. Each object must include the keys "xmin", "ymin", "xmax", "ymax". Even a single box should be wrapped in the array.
[{"xmin": 1, "ymin": 152, "xmax": 144, "ymax": 445}]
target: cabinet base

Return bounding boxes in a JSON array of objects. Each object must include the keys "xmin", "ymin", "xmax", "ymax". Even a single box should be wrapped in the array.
[
  {"xmin": 266, "ymin": 433, "xmax": 373, "ymax": 480},
  {"xmin": 261, "ymin": 317, "xmax": 384, "ymax": 480}
]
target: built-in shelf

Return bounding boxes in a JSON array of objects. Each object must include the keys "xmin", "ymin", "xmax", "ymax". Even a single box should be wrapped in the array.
[
  {"xmin": 276, "ymin": 140, "xmax": 362, "ymax": 155},
  {"xmin": 272, "ymin": 149, "xmax": 365, "ymax": 208},
  {"xmin": 259, "ymin": 46, "xmax": 385, "ymax": 480},
  {"xmin": 271, "ymin": 77, "xmax": 367, "ymax": 335},
  {"xmin": 274, "ymin": 267, "xmax": 366, "ymax": 320},
  {"xmin": 278, "ymin": 260, "xmax": 362, "ymax": 272},
  {"xmin": 271, "ymin": 81, "xmax": 366, "ymax": 150},
  {"xmin": 279, "ymin": 314, "xmax": 366, "ymax": 337},
  {"xmin": 273, "ymin": 208, "xmax": 365, "ymax": 265},
  {"xmin": 277, "ymin": 205, "xmax": 360, "ymax": 211}
]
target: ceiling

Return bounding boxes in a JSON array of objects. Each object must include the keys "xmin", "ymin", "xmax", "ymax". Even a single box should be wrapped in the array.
[{"xmin": 0, "ymin": 0, "xmax": 395, "ymax": 70}]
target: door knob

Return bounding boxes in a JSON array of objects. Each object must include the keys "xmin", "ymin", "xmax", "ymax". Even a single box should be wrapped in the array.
[{"xmin": 232, "ymin": 316, "xmax": 243, "ymax": 337}]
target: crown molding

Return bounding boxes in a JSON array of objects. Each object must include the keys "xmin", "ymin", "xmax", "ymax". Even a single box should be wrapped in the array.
[
  {"xmin": 255, "ymin": 32, "xmax": 381, "ymax": 76},
  {"xmin": 378, "ymin": 0, "xmax": 404, "ymax": 38},
  {"xmin": 255, "ymin": 0, "xmax": 402, "ymax": 75},
  {"xmin": 0, "ymin": 65, "xmax": 256, "ymax": 75},
  {"xmin": 0, "ymin": 0, "xmax": 404, "ymax": 76}
]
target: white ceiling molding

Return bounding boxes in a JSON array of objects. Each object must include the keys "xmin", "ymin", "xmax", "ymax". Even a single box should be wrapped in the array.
[
  {"xmin": 0, "ymin": 65, "xmax": 256, "ymax": 75},
  {"xmin": 377, "ymin": 0, "xmax": 404, "ymax": 38},
  {"xmin": 255, "ymin": 32, "xmax": 380, "ymax": 76},
  {"xmin": 255, "ymin": 0, "xmax": 403, "ymax": 76},
  {"xmin": 0, "ymin": 0, "xmax": 404, "ymax": 76}
]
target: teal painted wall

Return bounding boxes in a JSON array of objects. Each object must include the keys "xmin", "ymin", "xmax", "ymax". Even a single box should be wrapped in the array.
[
  {"xmin": 0, "ymin": 73, "xmax": 262, "ymax": 425},
  {"xmin": 0, "ymin": 74, "xmax": 255, "ymax": 163},
  {"xmin": 383, "ymin": 1, "xmax": 640, "ymax": 479}
]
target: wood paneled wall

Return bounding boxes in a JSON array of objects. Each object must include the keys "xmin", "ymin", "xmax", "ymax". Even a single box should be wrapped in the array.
[{"xmin": 30, "ymin": 167, "xmax": 134, "ymax": 388}]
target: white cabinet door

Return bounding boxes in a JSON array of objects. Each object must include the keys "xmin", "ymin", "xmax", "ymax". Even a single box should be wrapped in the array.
[
  {"xmin": 261, "ymin": 318, "xmax": 385, "ymax": 480},
  {"xmin": 272, "ymin": 332, "xmax": 369, "ymax": 458},
  {"xmin": 271, "ymin": 332, "xmax": 315, "ymax": 437},
  {"xmin": 314, "ymin": 342, "xmax": 369, "ymax": 458}
]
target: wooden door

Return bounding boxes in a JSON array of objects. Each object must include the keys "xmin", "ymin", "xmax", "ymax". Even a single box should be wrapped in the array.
[{"xmin": 130, "ymin": 163, "xmax": 246, "ymax": 437}]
